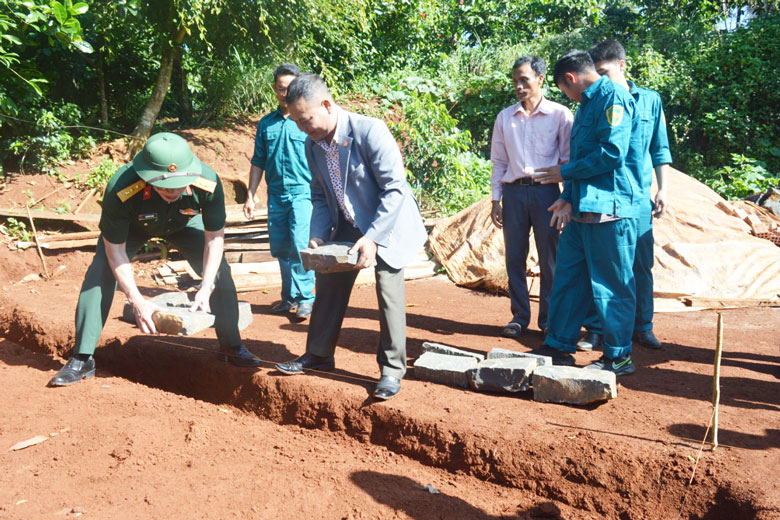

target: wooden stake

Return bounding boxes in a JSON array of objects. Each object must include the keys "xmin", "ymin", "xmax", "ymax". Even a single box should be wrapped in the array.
[
  {"xmin": 709, "ymin": 312, "xmax": 724, "ymax": 450},
  {"xmin": 73, "ymin": 187, "xmax": 96, "ymax": 214},
  {"xmin": 26, "ymin": 205, "xmax": 50, "ymax": 278}
]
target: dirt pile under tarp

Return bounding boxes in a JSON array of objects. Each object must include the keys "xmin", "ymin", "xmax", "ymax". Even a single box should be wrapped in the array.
[{"xmin": 429, "ymin": 168, "xmax": 780, "ymax": 301}]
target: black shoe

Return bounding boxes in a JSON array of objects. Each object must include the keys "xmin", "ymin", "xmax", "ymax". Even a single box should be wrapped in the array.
[
  {"xmin": 577, "ymin": 332, "xmax": 603, "ymax": 352},
  {"xmin": 374, "ymin": 375, "xmax": 401, "ymax": 400},
  {"xmin": 276, "ymin": 352, "xmax": 335, "ymax": 375},
  {"xmin": 48, "ymin": 356, "xmax": 96, "ymax": 387},
  {"xmin": 529, "ymin": 346, "xmax": 576, "ymax": 366},
  {"xmin": 295, "ymin": 302, "xmax": 313, "ymax": 320},
  {"xmin": 585, "ymin": 355, "xmax": 636, "ymax": 376},
  {"xmin": 218, "ymin": 344, "xmax": 262, "ymax": 368},
  {"xmin": 634, "ymin": 330, "xmax": 662, "ymax": 349},
  {"xmin": 271, "ymin": 300, "xmax": 296, "ymax": 314}
]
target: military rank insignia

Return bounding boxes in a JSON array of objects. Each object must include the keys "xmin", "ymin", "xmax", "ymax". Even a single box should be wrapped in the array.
[
  {"xmin": 606, "ymin": 105, "xmax": 624, "ymax": 127},
  {"xmin": 179, "ymin": 208, "xmax": 200, "ymax": 216}
]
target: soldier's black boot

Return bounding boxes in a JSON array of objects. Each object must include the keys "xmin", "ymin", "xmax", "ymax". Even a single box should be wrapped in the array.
[{"xmin": 48, "ymin": 355, "xmax": 96, "ymax": 387}]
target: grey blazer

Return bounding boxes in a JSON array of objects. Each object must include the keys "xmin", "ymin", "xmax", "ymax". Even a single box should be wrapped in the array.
[{"xmin": 305, "ymin": 109, "xmax": 427, "ymax": 270}]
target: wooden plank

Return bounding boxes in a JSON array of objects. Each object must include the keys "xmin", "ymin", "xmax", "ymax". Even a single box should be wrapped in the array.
[
  {"xmin": 0, "ymin": 207, "xmax": 101, "ymax": 223},
  {"xmin": 39, "ymin": 231, "xmax": 101, "ymax": 242},
  {"xmin": 224, "ymin": 251, "xmax": 275, "ymax": 263},
  {"xmin": 225, "ymin": 232, "xmax": 269, "ymax": 242},
  {"xmin": 222, "ymin": 242, "xmax": 271, "ymax": 251},
  {"xmin": 681, "ymin": 296, "xmax": 780, "ymax": 309}
]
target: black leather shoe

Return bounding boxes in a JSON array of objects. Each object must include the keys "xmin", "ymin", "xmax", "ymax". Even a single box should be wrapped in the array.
[
  {"xmin": 529, "ymin": 346, "xmax": 576, "ymax": 366},
  {"xmin": 48, "ymin": 356, "xmax": 96, "ymax": 387},
  {"xmin": 218, "ymin": 344, "xmax": 262, "ymax": 368},
  {"xmin": 295, "ymin": 302, "xmax": 313, "ymax": 320},
  {"xmin": 271, "ymin": 300, "xmax": 296, "ymax": 314},
  {"xmin": 373, "ymin": 375, "xmax": 401, "ymax": 400},
  {"xmin": 634, "ymin": 330, "xmax": 662, "ymax": 349},
  {"xmin": 276, "ymin": 352, "xmax": 335, "ymax": 375},
  {"xmin": 577, "ymin": 332, "xmax": 603, "ymax": 352}
]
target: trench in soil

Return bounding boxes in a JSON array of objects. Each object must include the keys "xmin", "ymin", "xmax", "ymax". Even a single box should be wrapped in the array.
[{"xmin": 2, "ymin": 301, "xmax": 771, "ymax": 520}]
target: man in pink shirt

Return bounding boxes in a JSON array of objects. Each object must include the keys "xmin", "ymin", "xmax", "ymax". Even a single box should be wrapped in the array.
[{"xmin": 490, "ymin": 56, "xmax": 573, "ymax": 339}]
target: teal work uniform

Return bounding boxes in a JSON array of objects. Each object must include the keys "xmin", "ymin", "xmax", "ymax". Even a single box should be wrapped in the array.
[
  {"xmin": 544, "ymin": 75, "xmax": 641, "ymax": 360},
  {"xmin": 73, "ymin": 163, "xmax": 242, "ymax": 356},
  {"xmin": 252, "ymin": 109, "xmax": 314, "ymax": 305},
  {"xmin": 583, "ymin": 81, "xmax": 673, "ymax": 335}
]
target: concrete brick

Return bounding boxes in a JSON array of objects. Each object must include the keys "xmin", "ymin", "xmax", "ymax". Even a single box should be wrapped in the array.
[
  {"xmin": 300, "ymin": 242, "xmax": 361, "ymax": 273},
  {"xmin": 413, "ymin": 351, "xmax": 478, "ymax": 388},
  {"xmin": 122, "ymin": 291, "xmax": 253, "ymax": 335},
  {"xmin": 486, "ymin": 347, "xmax": 552, "ymax": 366},
  {"xmin": 421, "ymin": 341, "xmax": 484, "ymax": 362},
  {"xmin": 532, "ymin": 366, "xmax": 617, "ymax": 405},
  {"xmin": 468, "ymin": 357, "xmax": 537, "ymax": 392}
]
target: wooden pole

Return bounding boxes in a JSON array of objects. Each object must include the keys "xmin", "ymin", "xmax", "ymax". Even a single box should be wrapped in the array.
[
  {"xmin": 26, "ymin": 205, "xmax": 50, "ymax": 278},
  {"xmin": 709, "ymin": 312, "xmax": 724, "ymax": 450},
  {"xmin": 73, "ymin": 187, "xmax": 97, "ymax": 214}
]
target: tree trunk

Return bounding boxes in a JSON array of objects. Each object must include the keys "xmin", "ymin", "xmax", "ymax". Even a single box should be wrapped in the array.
[
  {"xmin": 174, "ymin": 53, "xmax": 193, "ymax": 124},
  {"xmin": 128, "ymin": 27, "xmax": 187, "ymax": 157},
  {"xmin": 96, "ymin": 47, "xmax": 109, "ymax": 126}
]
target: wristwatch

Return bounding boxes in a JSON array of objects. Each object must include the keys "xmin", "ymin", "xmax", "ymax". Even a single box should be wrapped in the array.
[{"xmin": 198, "ymin": 281, "xmax": 216, "ymax": 291}]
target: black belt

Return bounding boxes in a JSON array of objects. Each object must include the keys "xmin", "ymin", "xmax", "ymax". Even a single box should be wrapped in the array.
[{"xmin": 509, "ymin": 176, "xmax": 540, "ymax": 186}]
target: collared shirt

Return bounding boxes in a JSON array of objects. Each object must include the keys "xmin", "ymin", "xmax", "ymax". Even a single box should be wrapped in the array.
[
  {"xmin": 490, "ymin": 97, "xmax": 573, "ymax": 201},
  {"xmin": 251, "ymin": 108, "xmax": 311, "ymax": 196},
  {"xmin": 625, "ymin": 80, "xmax": 672, "ymax": 203},
  {"xmin": 99, "ymin": 163, "xmax": 225, "ymax": 244},
  {"xmin": 560, "ymin": 75, "xmax": 641, "ymax": 219},
  {"xmin": 316, "ymin": 111, "xmax": 355, "ymax": 224}
]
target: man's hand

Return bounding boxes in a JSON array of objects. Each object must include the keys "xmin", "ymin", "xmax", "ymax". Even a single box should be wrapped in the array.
[
  {"xmin": 243, "ymin": 195, "xmax": 256, "ymax": 220},
  {"xmin": 132, "ymin": 298, "xmax": 163, "ymax": 334},
  {"xmin": 534, "ymin": 165, "xmax": 563, "ymax": 184},
  {"xmin": 309, "ymin": 237, "xmax": 325, "ymax": 249},
  {"xmin": 490, "ymin": 201, "xmax": 503, "ymax": 228},
  {"xmin": 349, "ymin": 236, "xmax": 377, "ymax": 269},
  {"xmin": 190, "ymin": 284, "xmax": 213, "ymax": 313},
  {"xmin": 548, "ymin": 198, "xmax": 572, "ymax": 231},
  {"xmin": 653, "ymin": 189, "xmax": 667, "ymax": 218}
]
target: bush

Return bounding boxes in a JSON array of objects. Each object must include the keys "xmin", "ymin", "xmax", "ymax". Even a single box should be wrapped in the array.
[{"xmin": 701, "ymin": 154, "xmax": 779, "ymax": 200}]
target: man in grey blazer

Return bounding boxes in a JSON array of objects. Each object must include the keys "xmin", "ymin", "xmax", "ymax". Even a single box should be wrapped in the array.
[{"xmin": 275, "ymin": 74, "xmax": 427, "ymax": 400}]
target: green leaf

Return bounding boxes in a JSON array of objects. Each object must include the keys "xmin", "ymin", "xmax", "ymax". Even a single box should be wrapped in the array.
[
  {"xmin": 70, "ymin": 39, "xmax": 93, "ymax": 53},
  {"xmin": 3, "ymin": 34, "xmax": 23, "ymax": 45},
  {"xmin": 770, "ymin": 147, "xmax": 780, "ymax": 157},
  {"xmin": 51, "ymin": 2, "xmax": 67, "ymax": 24},
  {"xmin": 70, "ymin": 2, "xmax": 88, "ymax": 15}
]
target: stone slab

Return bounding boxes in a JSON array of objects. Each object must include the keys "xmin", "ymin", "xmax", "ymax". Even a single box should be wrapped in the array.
[
  {"xmin": 413, "ymin": 351, "xmax": 478, "ymax": 388},
  {"xmin": 486, "ymin": 347, "xmax": 552, "ymax": 366},
  {"xmin": 468, "ymin": 357, "xmax": 537, "ymax": 392},
  {"xmin": 532, "ymin": 366, "xmax": 617, "ymax": 405},
  {"xmin": 421, "ymin": 341, "xmax": 485, "ymax": 362},
  {"xmin": 300, "ymin": 242, "xmax": 360, "ymax": 273},
  {"xmin": 122, "ymin": 291, "xmax": 253, "ymax": 335}
]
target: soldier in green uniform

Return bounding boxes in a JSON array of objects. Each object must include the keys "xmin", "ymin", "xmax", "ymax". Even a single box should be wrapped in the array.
[{"xmin": 48, "ymin": 132, "xmax": 261, "ymax": 387}]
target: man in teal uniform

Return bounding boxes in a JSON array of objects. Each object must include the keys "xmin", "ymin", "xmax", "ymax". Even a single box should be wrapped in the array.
[
  {"xmin": 576, "ymin": 40, "xmax": 673, "ymax": 353},
  {"xmin": 244, "ymin": 63, "xmax": 314, "ymax": 320},
  {"xmin": 532, "ymin": 50, "xmax": 641, "ymax": 376},
  {"xmin": 49, "ymin": 132, "xmax": 261, "ymax": 387}
]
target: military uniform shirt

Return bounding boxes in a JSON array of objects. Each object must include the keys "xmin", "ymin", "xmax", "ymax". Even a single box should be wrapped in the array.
[
  {"xmin": 251, "ymin": 109, "xmax": 312, "ymax": 196},
  {"xmin": 625, "ymin": 80, "xmax": 672, "ymax": 201},
  {"xmin": 560, "ymin": 75, "xmax": 641, "ymax": 219},
  {"xmin": 99, "ymin": 163, "xmax": 226, "ymax": 244}
]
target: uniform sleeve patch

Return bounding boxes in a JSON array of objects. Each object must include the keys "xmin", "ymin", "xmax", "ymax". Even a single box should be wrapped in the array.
[{"xmin": 606, "ymin": 105, "xmax": 624, "ymax": 127}]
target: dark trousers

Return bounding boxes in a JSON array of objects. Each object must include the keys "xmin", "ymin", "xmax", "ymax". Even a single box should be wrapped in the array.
[
  {"xmin": 74, "ymin": 219, "xmax": 241, "ymax": 356},
  {"xmin": 305, "ymin": 222, "xmax": 407, "ymax": 379},
  {"xmin": 501, "ymin": 182, "xmax": 560, "ymax": 330}
]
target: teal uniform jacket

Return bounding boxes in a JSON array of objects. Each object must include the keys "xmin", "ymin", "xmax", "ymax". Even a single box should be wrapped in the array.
[
  {"xmin": 100, "ymin": 163, "xmax": 226, "ymax": 243},
  {"xmin": 251, "ymin": 109, "xmax": 312, "ymax": 195},
  {"xmin": 561, "ymin": 75, "xmax": 641, "ymax": 218}
]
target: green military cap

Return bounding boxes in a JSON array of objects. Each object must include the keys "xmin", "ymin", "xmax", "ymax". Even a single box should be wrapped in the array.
[{"xmin": 132, "ymin": 132, "xmax": 203, "ymax": 189}]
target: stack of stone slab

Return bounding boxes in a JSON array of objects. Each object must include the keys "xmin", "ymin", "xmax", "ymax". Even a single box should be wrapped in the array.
[
  {"xmin": 121, "ymin": 291, "xmax": 253, "ymax": 336},
  {"xmin": 413, "ymin": 342, "xmax": 617, "ymax": 405}
]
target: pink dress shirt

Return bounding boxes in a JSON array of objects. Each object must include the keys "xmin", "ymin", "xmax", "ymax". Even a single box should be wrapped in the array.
[{"xmin": 490, "ymin": 97, "xmax": 574, "ymax": 201}]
